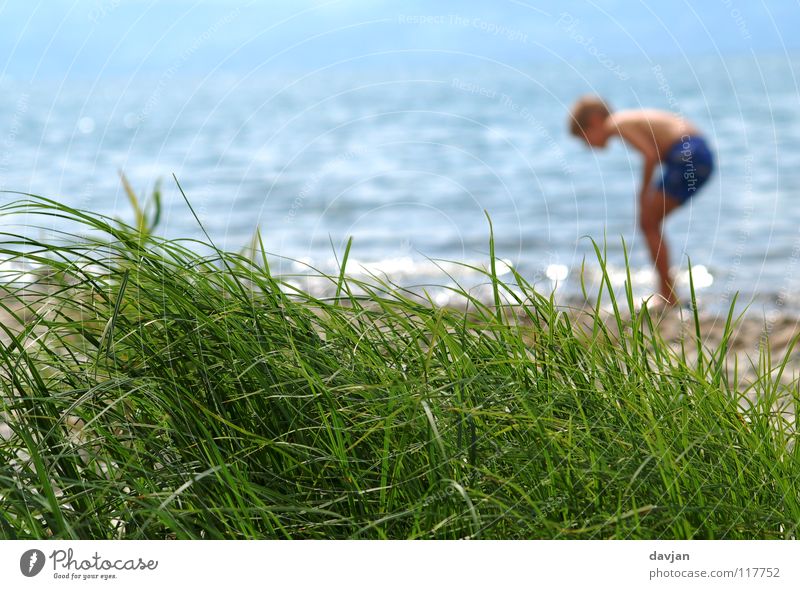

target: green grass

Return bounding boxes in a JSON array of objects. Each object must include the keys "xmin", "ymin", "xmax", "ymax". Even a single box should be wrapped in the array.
[{"xmin": 0, "ymin": 193, "xmax": 798, "ymax": 539}]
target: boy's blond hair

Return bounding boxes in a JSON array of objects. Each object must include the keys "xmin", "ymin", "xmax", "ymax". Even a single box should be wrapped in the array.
[{"xmin": 569, "ymin": 95, "xmax": 611, "ymax": 137}]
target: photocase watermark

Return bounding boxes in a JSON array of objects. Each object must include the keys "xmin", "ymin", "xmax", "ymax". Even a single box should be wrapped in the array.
[
  {"xmin": 421, "ymin": 477, "xmax": 566, "ymax": 523},
  {"xmin": 720, "ymin": 0, "xmax": 752, "ymax": 40},
  {"xmin": 398, "ymin": 14, "xmax": 529, "ymax": 43},
  {"xmin": 763, "ymin": 226, "xmax": 800, "ymax": 341},
  {"xmin": 536, "ymin": 494, "xmax": 567, "ymax": 520},
  {"xmin": 88, "ymin": 0, "xmax": 121, "ymax": 23},
  {"xmin": 556, "ymin": 13, "xmax": 630, "ymax": 81},
  {"xmin": 190, "ymin": 176, "xmax": 217, "ymax": 228},
  {"xmin": 450, "ymin": 77, "xmax": 572, "ymax": 176},
  {"xmin": 451, "ymin": 78, "xmax": 497, "ymax": 99},
  {"xmin": 135, "ymin": 4, "xmax": 248, "ymax": 126},
  {"xmin": 421, "ymin": 481, "xmax": 467, "ymax": 508},
  {"xmin": 19, "ymin": 547, "xmax": 159, "ymax": 581},
  {"xmin": 652, "ymin": 64, "xmax": 697, "ymax": 137},
  {"xmin": 284, "ymin": 146, "xmax": 369, "ymax": 223},
  {"xmin": 20, "ymin": 549, "xmax": 46, "ymax": 578},
  {"xmin": 652, "ymin": 65, "xmax": 682, "ymax": 116},
  {"xmin": 678, "ymin": 135, "xmax": 699, "ymax": 194},
  {"xmin": 0, "ymin": 92, "xmax": 30, "ymax": 191},
  {"xmin": 720, "ymin": 154, "xmax": 754, "ymax": 306},
  {"xmin": 502, "ymin": 93, "xmax": 572, "ymax": 176}
]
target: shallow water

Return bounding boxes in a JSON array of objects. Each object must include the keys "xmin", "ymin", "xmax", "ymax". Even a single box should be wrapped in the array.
[{"xmin": 1, "ymin": 54, "xmax": 799, "ymax": 312}]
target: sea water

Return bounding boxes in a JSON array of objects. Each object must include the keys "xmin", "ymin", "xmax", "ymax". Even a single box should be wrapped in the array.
[{"xmin": 1, "ymin": 54, "xmax": 799, "ymax": 312}]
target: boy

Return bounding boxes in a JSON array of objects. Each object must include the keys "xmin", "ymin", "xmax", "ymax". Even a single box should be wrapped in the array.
[{"xmin": 568, "ymin": 96, "xmax": 714, "ymax": 305}]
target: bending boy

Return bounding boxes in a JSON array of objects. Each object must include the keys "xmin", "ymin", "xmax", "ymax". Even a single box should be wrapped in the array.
[{"xmin": 569, "ymin": 96, "xmax": 714, "ymax": 304}]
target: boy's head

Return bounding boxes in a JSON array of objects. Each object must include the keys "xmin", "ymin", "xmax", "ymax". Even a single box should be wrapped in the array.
[{"xmin": 569, "ymin": 95, "xmax": 611, "ymax": 148}]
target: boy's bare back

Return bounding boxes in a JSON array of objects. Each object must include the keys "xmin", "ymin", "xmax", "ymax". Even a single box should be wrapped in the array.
[{"xmin": 608, "ymin": 109, "xmax": 700, "ymax": 160}]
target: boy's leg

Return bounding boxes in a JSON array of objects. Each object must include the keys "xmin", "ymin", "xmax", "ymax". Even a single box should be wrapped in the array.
[{"xmin": 639, "ymin": 189, "xmax": 682, "ymax": 304}]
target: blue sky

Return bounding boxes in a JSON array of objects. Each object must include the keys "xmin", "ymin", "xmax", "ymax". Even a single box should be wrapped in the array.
[{"xmin": 0, "ymin": 0, "xmax": 798, "ymax": 79}]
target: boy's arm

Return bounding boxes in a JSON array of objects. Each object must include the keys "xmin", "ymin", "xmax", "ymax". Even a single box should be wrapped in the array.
[{"xmin": 615, "ymin": 125, "xmax": 660, "ymax": 204}]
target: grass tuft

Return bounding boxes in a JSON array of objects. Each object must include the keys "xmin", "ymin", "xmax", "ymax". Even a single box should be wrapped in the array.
[{"xmin": 0, "ymin": 193, "xmax": 797, "ymax": 539}]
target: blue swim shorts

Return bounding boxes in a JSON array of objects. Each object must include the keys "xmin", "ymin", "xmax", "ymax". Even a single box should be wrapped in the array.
[{"xmin": 655, "ymin": 135, "xmax": 714, "ymax": 204}]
